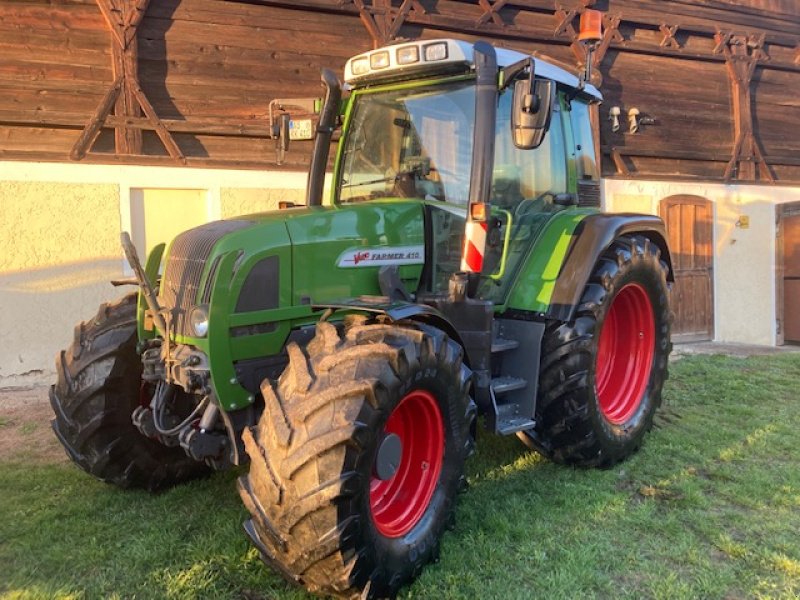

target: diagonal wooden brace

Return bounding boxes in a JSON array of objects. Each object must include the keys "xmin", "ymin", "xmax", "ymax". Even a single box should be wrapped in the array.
[
  {"xmin": 476, "ymin": 0, "xmax": 509, "ymax": 27},
  {"xmin": 659, "ymin": 24, "xmax": 681, "ymax": 49},
  {"xmin": 70, "ymin": 77, "xmax": 123, "ymax": 160},
  {"xmin": 72, "ymin": 0, "xmax": 184, "ymax": 162}
]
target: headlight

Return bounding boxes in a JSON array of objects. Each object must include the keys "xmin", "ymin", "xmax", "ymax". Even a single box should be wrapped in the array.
[{"xmin": 189, "ymin": 305, "xmax": 209, "ymax": 337}]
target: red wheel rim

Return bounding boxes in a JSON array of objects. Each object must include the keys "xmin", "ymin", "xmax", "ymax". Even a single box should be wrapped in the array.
[
  {"xmin": 370, "ymin": 390, "xmax": 444, "ymax": 538},
  {"xmin": 595, "ymin": 283, "xmax": 656, "ymax": 424}
]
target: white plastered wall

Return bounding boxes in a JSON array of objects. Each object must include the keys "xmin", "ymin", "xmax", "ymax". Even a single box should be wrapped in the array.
[
  {"xmin": 603, "ymin": 178, "xmax": 800, "ymax": 346},
  {"xmin": 0, "ymin": 161, "xmax": 310, "ymax": 386}
]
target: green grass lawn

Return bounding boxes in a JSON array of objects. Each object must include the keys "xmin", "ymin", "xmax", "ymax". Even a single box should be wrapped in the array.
[{"xmin": 2, "ymin": 353, "xmax": 800, "ymax": 599}]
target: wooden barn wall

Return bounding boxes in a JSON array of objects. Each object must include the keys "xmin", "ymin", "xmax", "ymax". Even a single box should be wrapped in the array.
[
  {"xmin": 0, "ymin": 0, "xmax": 799, "ymax": 183},
  {"xmin": 0, "ymin": 0, "xmax": 372, "ymax": 169}
]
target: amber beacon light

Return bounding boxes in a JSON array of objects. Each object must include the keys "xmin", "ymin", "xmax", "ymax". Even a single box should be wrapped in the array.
[
  {"xmin": 577, "ymin": 9, "xmax": 603, "ymax": 89},
  {"xmin": 578, "ymin": 9, "xmax": 603, "ymax": 42}
]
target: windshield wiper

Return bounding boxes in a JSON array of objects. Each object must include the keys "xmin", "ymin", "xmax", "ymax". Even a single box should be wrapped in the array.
[{"xmin": 340, "ymin": 175, "xmax": 399, "ymax": 189}]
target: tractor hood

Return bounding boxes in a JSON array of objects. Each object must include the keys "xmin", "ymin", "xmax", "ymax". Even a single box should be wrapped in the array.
[
  {"xmin": 150, "ymin": 199, "xmax": 428, "ymax": 410},
  {"xmin": 157, "ymin": 200, "xmax": 427, "ymax": 339}
]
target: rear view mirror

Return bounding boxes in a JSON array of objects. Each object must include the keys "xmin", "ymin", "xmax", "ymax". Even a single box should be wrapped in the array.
[
  {"xmin": 511, "ymin": 78, "xmax": 554, "ymax": 149},
  {"xmin": 278, "ymin": 113, "xmax": 291, "ymax": 153}
]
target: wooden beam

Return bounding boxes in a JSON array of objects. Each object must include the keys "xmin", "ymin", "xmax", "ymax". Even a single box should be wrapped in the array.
[
  {"xmin": 476, "ymin": 0, "xmax": 509, "ymax": 27},
  {"xmin": 70, "ymin": 76, "xmax": 122, "ymax": 160},
  {"xmin": 659, "ymin": 24, "xmax": 681, "ymax": 49},
  {"xmin": 715, "ymin": 31, "xmax": 775, "ymax": 183},
  {"xmin": 608, "ymin": 148, "xmax": 630, "ymax": 175},
  {"xmin": 348, "ymin": 0, "xmax": 424, "ymax": 47},
  {"xmin": 112, "ymin": 0, "xmax": 143, "ymax": 154},
  {"xmin": 72, "ymin": 0, "xmax": 186, "ymax": 163},
  {"xmin": 132, "ymin": 83, "xmax": 186, "ymax": 163}
]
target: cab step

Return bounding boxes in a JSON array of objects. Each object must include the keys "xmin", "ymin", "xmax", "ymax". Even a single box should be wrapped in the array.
[
  {"xmin": 485, "ymin": 319, "xmax": 546, "ymax": 436},
  {"xmin": 491, "ymin": 338, "xmax": 519, "ymax": 353},
  {"xmin": 490, "ymin": 376, "xmax": 527, "ymax": 395}
]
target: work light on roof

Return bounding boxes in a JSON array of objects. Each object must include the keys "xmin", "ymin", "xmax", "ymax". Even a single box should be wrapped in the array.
[
  {"xmin": 343, "ymin": 39, "xmax": 470, "ymax": 84},
  {"xmin": 423, "ymin": 42, "xmax": 448, "ymax": 61},
  {"xmin": 396, "ymin": 45, "xmax": 420, "ymax": 65},
  {"xmin": 351, "ymin": 57, "xmax": 370, "ymax": 76},
  {"xmin": 370, "ymin": 51, "xmax": 390, "ymax": 70}
]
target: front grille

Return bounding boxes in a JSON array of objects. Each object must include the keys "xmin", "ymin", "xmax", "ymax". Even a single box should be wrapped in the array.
[{"xmin": 160, "ymin": 219, "xmax": 253, "ymax": 336}]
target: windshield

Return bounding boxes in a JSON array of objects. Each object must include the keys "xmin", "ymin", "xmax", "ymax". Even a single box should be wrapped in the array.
[{"xmin": 337, "ymin": 81, "xmax": 476, "ymax": 205}]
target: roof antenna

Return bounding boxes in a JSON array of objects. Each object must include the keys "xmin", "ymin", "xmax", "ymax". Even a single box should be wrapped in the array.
[{"xmin": 578, "ymin": 9, "xmax": 603, "ymax": 90}]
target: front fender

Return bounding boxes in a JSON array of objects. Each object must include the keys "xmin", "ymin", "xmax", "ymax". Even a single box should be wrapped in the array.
[
  {"xmin": 313, "ymin": 299, "xmax": 468, "ymax": 366},
  {"xmin": 546, "ymin": 213, "xmax": 674, "ymax": 322}
]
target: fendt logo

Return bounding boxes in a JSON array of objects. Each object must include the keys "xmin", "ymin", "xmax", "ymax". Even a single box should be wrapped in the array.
[{"xmin": 337, "ymin": 246, "xmax": 425, "ymax": 268}]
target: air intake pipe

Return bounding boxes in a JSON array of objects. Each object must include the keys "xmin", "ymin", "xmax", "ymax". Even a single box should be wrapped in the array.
[{"xmin": 306, "ymin": 68, "xmax": 342, "ymax": 207}]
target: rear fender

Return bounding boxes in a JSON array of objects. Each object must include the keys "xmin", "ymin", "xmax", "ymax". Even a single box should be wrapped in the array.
[{"xmin": 546, "ymin": 213, "xmax": 674, "ymax": 322}]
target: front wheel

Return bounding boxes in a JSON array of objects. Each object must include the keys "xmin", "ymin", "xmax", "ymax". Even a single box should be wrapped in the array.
[
  {"xmin": 50, "ymin": 294, "xmax": 209, "ymax": 491},
  {"xmin": 519, "ymin": 235, "xmax": 671, "ymax": 467},
  {"xmin": 238, "ymin": 320, "xmax": 475, "ymax": 598}
]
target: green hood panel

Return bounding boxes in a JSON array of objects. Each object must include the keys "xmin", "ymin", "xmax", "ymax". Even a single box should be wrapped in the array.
[
  {"xmin": 201, "ymin": 200, "xmax": 425, "ymax": 306},
  {"xmin": 285, "ymin": 201, "xmax": 425, "ymax": 303}
]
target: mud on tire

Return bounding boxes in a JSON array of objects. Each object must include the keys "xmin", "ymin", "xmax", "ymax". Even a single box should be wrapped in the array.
[
  {"xmin": 519, "ymin": 234, "xmax": 671, "ymax": 467},
  {"xmin": 238, "ymin": 319, "xmax": 475, "ymax": 598},
  {"xmin": 50, "ymin": 293, "xmax": 208, "ymax": 491}
]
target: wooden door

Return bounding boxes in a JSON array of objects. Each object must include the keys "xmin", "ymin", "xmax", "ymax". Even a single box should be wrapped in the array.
[
  {"xmin": 780, "ymin": 204, "xmax": 800, "ymax": 344},
  {"xmin": 659, "ymin": 196, "xmax": 714, "ymax": 342}
]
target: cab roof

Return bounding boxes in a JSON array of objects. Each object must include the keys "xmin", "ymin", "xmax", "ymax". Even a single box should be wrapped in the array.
[{"xmin": 344, "ymin": 38, "xmax": 602, "ymax": 100}]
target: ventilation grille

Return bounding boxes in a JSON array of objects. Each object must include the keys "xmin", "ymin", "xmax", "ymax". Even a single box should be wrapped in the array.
[
  {"xmin": 577, "ymin": 180, "xmax": 601, "ymax": 208},
  {"xmin": 160, "ymin": 220, "xmax": 252, "ymax": 336}
]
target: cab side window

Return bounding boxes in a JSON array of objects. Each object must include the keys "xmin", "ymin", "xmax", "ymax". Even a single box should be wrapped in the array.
[
  {"xmin": 491, "ymin": 86, "xmax": 568, "ymax": 211},
  {"xmin": 568, "ymin": 99, "xmax": 599, "ymax": 181}
]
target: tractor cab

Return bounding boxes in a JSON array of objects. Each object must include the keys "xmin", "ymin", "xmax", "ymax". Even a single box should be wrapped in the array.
[{"xmin": 329, "ymin": 39, "xmax": 603, "ymax": 304}]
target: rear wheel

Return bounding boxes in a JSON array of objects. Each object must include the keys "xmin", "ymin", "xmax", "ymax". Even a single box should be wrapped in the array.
[
  {"xmin": 238, "ymin": 320, "xmax": 475, "ymax": 598},
  {"xmin": 50, "ymin": 294, "xmax": 208, "ymax": 491},
  {"xmin": 519, "ymin": 235, "xmax": 671, "ymax": 467}
]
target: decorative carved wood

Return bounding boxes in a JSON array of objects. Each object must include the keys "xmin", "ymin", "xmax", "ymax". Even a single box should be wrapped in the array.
[
  {"xmin": 659, "ymin": 24, "xmax": 681, "ymax": 49},
  {"xmin": 348, "ymin": 0, "xmax": 427, "ymax": 47},
  {"xmin": 593, "ymin": 13, "xmax": 623, "ymax": 67},
  {"xmin": 71, "ymin": 0, "xmax": 185, "ymax": 163},
  {"xmin": 476, "ymin": 0, "xmax": 509, "ymax": 26},
  {"xmin": 554, "ymin": 6, "xmax": 580, "ymax": 47},
  {"xmin": 714, "ymin": 31, "xmax": 774, "ymax": 182}
]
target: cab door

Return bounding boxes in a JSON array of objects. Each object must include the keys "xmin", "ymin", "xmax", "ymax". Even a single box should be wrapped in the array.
[{"xmin": 478, "ymin": 87, "xmax": 571, "ymax": 305}]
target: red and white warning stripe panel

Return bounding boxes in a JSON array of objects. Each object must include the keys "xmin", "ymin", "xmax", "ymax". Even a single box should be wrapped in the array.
[{"xmin": 461, "ymin": 220, "xmax": 488, "ymax": 273}]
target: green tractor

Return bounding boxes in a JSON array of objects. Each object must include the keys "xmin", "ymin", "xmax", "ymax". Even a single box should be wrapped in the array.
[{"xmin": 51, "ymin": 36, "xmax": 672, "ymax": 599}]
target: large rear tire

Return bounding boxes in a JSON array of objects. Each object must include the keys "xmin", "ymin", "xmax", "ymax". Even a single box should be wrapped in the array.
[
  {"xmin": 50, "ymin": 294, "xmax": 208, "ymax": 491},
  {"xmin": 519, "ymin": 235, "xmax": 671, "ymax": 467},
  {"xmin": 238, "ymin": 320, "xmax": 475, "ymax": 598}
]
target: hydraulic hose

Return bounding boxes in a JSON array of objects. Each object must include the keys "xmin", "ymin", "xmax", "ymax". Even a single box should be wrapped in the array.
[{"xmin": 152, "ymin": 381, "xmax": 210, "ymax": 436}]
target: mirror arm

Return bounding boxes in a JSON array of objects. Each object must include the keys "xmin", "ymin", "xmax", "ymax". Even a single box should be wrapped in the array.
[{"xmin": 499, "ymin": 57, "xmax": 534, "ymax": 91}]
